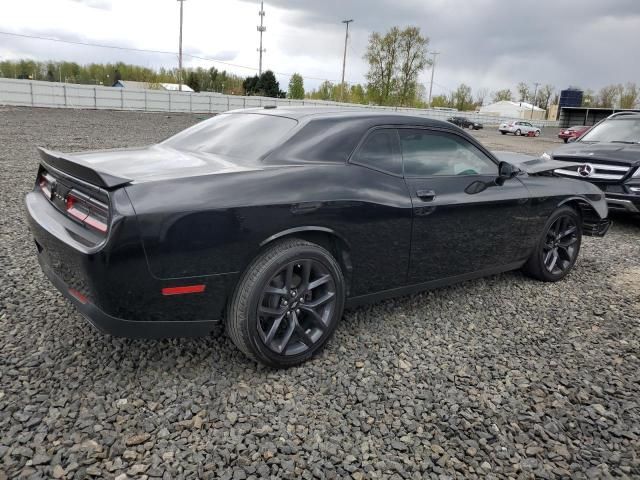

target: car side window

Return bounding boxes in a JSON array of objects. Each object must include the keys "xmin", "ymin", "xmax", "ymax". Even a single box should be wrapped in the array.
[
  {"xmin": 399, "ymin": 129, "xmax": 497, "ymax": 177},
  {"xmin": 353, "ymin": 129, "xmax": 402, "ymax": 175}
]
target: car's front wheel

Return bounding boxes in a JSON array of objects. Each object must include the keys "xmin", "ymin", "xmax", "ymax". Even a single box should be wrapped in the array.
[
  {"xmin": 227, "ymin": 238, "xmax": 345, "ymax": 368},
  {"xmin": 522, "ymin": 206, "xmax": 582, "ymax": 282}
]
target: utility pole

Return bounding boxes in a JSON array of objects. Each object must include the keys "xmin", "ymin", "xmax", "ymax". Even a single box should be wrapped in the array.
[
  {"xmin": 427, "ymin": 51, "xmax": 440, "ymax": 109},
  {"xmin": 177, "ymin": 0, "xmax": 185, "ymax": 91},
  {"xmin": 340, "ymin": 19, "xmax": 354, "ymax": 102},
  {"xmin": 530, "ymin": 82, "xmax": 539, "ymax": 119},
  {"xmin": 257, "ymin": 1, "xmax": 266, "ymax": 75}
]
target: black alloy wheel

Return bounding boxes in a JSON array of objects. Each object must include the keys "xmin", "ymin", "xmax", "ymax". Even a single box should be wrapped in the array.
[
  {"xmin": 227, "ymin": 239, "xmax": 345, "ymax": 368},
  {"xmin": 522, "ymin": 206, "xmax": 582, "ymax": 282},
  {"xmin": 257, "ymin": 259, "xmax": 337, "ymax": 356},
  {"xmin": 542, "ymin": 215, "xmax": 579, "ymax": 275}
]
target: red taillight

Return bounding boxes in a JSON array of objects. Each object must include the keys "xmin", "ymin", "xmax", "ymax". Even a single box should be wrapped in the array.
[
  {"xmin": 38, "ymin": 173, "xmax": 53, "ymax": 198},
  {"xmin": 161, "ymin": 285, "xmax": 206, "ymax": 296},
  {"xmin": 38, "ymin": 169, "xmax": 110, "ymax": 234},
  {"xmin": 64, "ymin": 190, "xmax": 109, "ymax": 234}
]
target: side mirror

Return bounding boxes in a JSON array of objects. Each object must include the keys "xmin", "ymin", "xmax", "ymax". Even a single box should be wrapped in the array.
[{"xmin": 496, "ymin": 161, "xmax": 519, "ymax": 186}]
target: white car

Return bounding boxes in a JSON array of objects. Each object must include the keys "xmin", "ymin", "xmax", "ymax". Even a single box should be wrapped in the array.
[{"xmin": 499, "ymin": 121, "xmax": 541, "ymax": 137}]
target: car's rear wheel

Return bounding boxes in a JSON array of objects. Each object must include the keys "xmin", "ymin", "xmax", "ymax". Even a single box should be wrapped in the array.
[
  {"xmin": 522, "ymin": 206, "xmax": 582, "ymax": 282},
  {"xmin": 227, "ymin": 238, "xmax": 345, "ymax": 368},
  {"xmin": 468, "ymin": 124, "xmax": 474, "ymax": 130},
  {"xmin": 515, "ymin": 129, "xmax": 522, "ymax": 136},
  {"xmin": 501, "ymin": 131, "xmax": 507, "ymax": 135},
  {"xmin": 563, "ymin": 138, "xmax": 568, "ymax": 143},
  {"xmin": 534, "ymin": 130, "xmax": 541, "ymax": 137}
]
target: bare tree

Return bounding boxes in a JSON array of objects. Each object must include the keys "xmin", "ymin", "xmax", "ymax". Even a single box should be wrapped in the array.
[
  {"xmin": 596, "ymin": 84, "xmax": 622, "ymax": 108},
  {"xmin": 536, "ymin": 84, "xmax": 555, "ymax": 110},
  {"xmin": 619, "ymin": 82, "xmax": 639, "ymax": 109},
  {"xmin": 475, "ymin": 87, "xmax": 489, "ymax": 106},
  {"xmin": 516, "ymin": 82, "xmax": 530, "ymax": 102},
  {"xmin": 492, "ymin": 89, "xmax": 513, "ymax": 102}
]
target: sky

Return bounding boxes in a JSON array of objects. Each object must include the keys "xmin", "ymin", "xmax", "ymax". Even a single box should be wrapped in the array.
[{"xmin": 1, "ymin": 0, "xmax": 639, "ymax": 98}]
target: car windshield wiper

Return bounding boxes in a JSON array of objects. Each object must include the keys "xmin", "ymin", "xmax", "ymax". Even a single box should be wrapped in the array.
[{"xmin": 610, "ymin": 140, "xmax": 640, "ymax": 144}]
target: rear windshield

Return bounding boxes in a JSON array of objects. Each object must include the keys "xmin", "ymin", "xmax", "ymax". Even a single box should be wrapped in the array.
[
  {"xmin": 580, "ymin": 118, "xmax": 640, "ymax": 143},
  {"xmin": 162, "ymin": 113, "xmax": 298, "ymax": 158}
]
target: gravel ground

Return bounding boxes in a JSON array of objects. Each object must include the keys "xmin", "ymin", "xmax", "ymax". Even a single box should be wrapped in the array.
[{"xmin": 1, "ymin": 107, "xmax": 639, "ymax": 479}]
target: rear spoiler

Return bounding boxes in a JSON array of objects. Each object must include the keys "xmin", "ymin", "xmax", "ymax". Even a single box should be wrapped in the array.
[{"xmin": 37, "ymin": 147, "xmax": 131, "ymax": 189}]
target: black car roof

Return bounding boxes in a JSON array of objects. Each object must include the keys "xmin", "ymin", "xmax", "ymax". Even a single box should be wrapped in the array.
[{"xmin": 227, "ymin": 106, "xmax": 453, "ymax": 128}]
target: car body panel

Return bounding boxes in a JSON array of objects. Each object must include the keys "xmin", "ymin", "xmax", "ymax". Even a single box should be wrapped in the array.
[{"xmin": 25, "ymin": 108, "xmax": 610, "ymax": 337}]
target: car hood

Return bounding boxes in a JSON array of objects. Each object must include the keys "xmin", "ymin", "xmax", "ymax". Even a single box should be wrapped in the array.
[
  {"xmin": 42, "ymin": 145, "xmax": 259, "ymax": 186},
  {"xmin": 551, "ymin": 142, "xmax": 640, "ymax": 166},
  {"xmin": 493, "ymin": 151, "xmax": 576, "ymax": 173}
]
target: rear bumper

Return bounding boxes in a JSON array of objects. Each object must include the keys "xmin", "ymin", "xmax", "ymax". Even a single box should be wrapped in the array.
[
  {"xmin": 38, "ymin": 256, "xmax": 218, "ymax": 338},
  {"xmin": 26, "ymin": 190, "xmax": 227, "ymax": 338}
]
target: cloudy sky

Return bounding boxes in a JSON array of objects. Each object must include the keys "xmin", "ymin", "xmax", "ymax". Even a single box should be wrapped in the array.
[{"xmin": 1, "ymin": 0, "xmax": 639, "ymax": 97}]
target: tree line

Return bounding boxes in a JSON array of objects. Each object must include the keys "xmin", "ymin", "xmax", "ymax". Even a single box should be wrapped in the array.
[{"xmin": 2, "ymin": 40, "xmax": 638, "ymax": 110}]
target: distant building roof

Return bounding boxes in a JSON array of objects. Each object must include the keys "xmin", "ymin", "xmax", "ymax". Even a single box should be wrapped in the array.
[
  {"xmin": 112, "ymin": 80, "xmax": 194, "ymax": 92},
  {"xmin": 112, "ymin": 80, "xmax": 150, "ymax": 89},
  {"xmin": 160, "ymin": 83, "xmax": 194, "ymax": 92},
  {"xmin": 481, "ymin": 100, "xmax": 545, "ymax": 112}
]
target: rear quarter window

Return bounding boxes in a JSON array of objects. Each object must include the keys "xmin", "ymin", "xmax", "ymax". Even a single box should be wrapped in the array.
[{"xmin": 265, "ymin": 118, "xmax": 367, "ymax": 164}]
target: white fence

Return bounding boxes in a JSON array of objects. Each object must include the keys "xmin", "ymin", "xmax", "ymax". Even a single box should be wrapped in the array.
[{"xmin": 0, "ymin": 78, "xmax": 559, "ymax": 127}]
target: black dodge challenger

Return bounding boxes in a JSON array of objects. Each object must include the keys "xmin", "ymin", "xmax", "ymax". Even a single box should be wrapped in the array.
[{"xmin": 26, "ymin": 107, "xmax": 611, "ymax": 367}]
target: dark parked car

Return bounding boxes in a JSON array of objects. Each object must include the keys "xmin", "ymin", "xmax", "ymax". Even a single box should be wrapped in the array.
[
  {"xmin": 447, "ymin": 116, "xmax": 483, "ymax": 130},
  {"xmin": 558, "ymin": 125, "xmax": 590, "ymax": 143},
  {"xmin": 548, "ymin": 112, "xmax": 640, "ymax": 215},
  {"xmin": 26, "ymin": 108, "xmax": 610, "ymax": 367}
]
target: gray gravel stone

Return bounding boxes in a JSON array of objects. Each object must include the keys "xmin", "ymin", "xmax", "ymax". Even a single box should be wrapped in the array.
[{"xmin": 1, "ymin": 106, "xmax": 639, "ymax": 479}]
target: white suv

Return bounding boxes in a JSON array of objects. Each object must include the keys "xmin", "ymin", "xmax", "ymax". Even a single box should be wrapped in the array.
[{"xmin": 499, "ymin": 121, "xmax": 541, "ymax": 137}]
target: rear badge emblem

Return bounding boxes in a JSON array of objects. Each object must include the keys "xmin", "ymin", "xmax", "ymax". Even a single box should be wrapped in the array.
[{"xmin": 577, "ymin": 164, "xmax": 594, "ymax": 177}]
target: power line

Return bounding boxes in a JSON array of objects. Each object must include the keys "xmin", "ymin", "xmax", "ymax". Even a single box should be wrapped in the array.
[{"xmin": 0, "ymin": 30, "xmax": 347, "ymax": 83}]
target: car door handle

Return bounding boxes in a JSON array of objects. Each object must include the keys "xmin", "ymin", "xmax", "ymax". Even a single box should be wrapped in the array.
[{"xmin": 416, "ymin": 189, "xmax": 436, "ymax": 201}]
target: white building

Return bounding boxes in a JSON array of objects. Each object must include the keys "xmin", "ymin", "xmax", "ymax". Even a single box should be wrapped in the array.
[
  {"xmin": 112, "ymin": 80, "xmax": 194, "ymax": 92},
  {"xmin": 479, "ymin": 100, "xmax": 546, "ymax": 120}
]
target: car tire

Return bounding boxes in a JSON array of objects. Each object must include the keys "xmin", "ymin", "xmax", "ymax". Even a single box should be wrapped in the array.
[
  {"xmin": 468, "ymin": 124, "xmax": 474, "ymax": 130},
  {"xmin": 227, "ymin": 238, "xmax": 345, "ymax": 368},
  {"xmin": 522, "ymin": 206, "xmax": 582, "ymax": 282},
  {"xmin": 515, "ymin": 129, "xmax": 521, "ymax": 136},
  {"xmin": 563, "ymin": 138, "xmax": 568, "ymax": 143},
  {"xmin": 501, "ymin": 131, "xmax": 507, "ymax": 135},
  {"xmin": 534, "ymin": 130, "xmax": 541, "ymax": 137}
]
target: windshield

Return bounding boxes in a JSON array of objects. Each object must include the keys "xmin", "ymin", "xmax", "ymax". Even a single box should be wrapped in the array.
[
  {"xmin": 162, "ymin": 113, "xmax": 298, "ymax": 158},
  {"xmin": 580, "ymin": 118, "xmax": 640, "ymax": 143}
]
